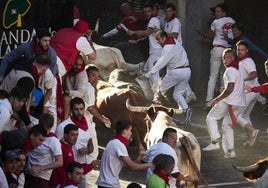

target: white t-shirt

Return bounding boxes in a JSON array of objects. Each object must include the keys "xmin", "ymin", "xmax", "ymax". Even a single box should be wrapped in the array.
[
  {"xmin": 222, "ymin": 67, "xmax": 246, "ymax": 106},
  {"xmin": 211, "ymin": 17, "xmax": 235, "ymax": 47},
  {"xmin": 239, "ymin": 57, "xmax": 260, "ymax": 87},
  {"xmin": 147, "ymin": 17, "xmax": 162, "ymax": 52},
  {"xmin": 83, "ymin": 82, "xmax": 95, "ymax": 119},
  {"xmin": 0, "ymin": 167, "xmax": 8, "ymax": 188},
  {"xmin": 56, "ymin": 117, "xmax": 94, "ymax": 164},
  {"xmin": 96, "ymin": 139, "xmax": 128, "ymax": 188},
  {"xmin": 164, "ymin": 17, "xmax": 182, "ymax": 44},
  {"xmin": 0, "ymin": 99, "xmax": 16, "ymax": 133},
  {"xmin": 27, "ymin": 136, "xmax": 62, "ymax": 180},
  {"xmin": 145, "ymin": 141, "xmax": 179, "ymax": 188},
  {"xmin": 76, "ymin": 37, "xmax": 94, "ymax": 56},
  {"xmin": 39, "ymin": 69, "xmax": 54, "ymax": 107}
]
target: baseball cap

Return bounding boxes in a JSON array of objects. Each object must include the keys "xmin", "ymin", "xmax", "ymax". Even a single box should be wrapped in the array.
[{"xmin": 3, "ymin": 150, "xmax": 19, "ymax": 161}]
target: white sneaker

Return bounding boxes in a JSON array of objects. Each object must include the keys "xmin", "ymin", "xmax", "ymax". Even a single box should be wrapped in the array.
[
  {"xmin": 224, "ymin": 150, "xmax": 236, "ymax": 158},
  {"xmin": 185, "ymin": 92, "xmax": 197, "ymax": 103},
  {"xmin": 202, "ymin": 142, "xmax": 220, "ymax": 151}
]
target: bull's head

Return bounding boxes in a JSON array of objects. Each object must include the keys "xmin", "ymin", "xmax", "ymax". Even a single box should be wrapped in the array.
[
  {"xmin": 126, "ymin": 98, "xmax": 183, "ymax": 133},
  {"xmin": 233, "ymin": 157, "xmax": 268, "ymax": 181}
]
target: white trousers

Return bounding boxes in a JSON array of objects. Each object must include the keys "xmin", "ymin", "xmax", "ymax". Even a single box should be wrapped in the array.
[
  {"xmin": 144, "ymin": 49, "xmax": 162, "ymax": 93},
  {"xmin": 160, "ymin": 68, "xmax": 191, "ymax": 110},
  {"xmin": 237, "ymin": 92, "xmax": 259, "ymax": 127},
  {"xmin": 206, "ymin": 100, "xmax": 244, "ymax": 153},
  {"xmin": 206, "ymin": 47, "xmax": 225, "ymax": 101}
]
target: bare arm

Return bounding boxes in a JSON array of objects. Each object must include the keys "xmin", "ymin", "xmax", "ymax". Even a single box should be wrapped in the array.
[
  {"xmin": 86, "ymin": 33, "xmax": 96, "ymax": 60},
  {"xmin": 167, "ymin": 32, "xmax": 179, "ymax": 39},
  {"xmin": 87, "ymin": 105, "xmax": 111, "ymax": 127},
  {"xmin": 211, "ymin": 82, "xmax": 234, "ymax": 106},
  {"xmin": 28, "ymin": 154, "xmax": 63, "ymax": 175},
  {"xmin": 127, "ymin": 28, "xmax": 153, "ymax": 37},
  {"xmin": 78, "ymin": 138, "xmax": 94, "ymax": 155},
  {"xmin": 244, "ymin": 71, "xmax": 257, "ymax": 81},
  {"xmin": 121, "ymin": 156, "xmax": 152, "ymax": 170},
  {"xmin": 43, "ymin": 88, "xmax": 52, "ymax": 106},
  {"xmin": 196, "ymin": 29, "xmax": 215, "ymax": 41}
]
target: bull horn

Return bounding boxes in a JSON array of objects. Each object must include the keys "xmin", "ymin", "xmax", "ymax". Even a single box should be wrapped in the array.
[
  {"xmin": 126, "ymin": 98, "xmax": 148, "ymax": 112},
  {"xmin": 232, "ymin": 163, "xmax": 259, "ymax": 172},
  {"xmin": 172, "ymin": 108, "xmax": 184, "ymax": 115}
]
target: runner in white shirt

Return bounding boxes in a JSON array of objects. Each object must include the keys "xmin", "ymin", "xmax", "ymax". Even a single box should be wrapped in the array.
[
  {"xmin": 127, "ymin": 4, "xmax": 162, "ymax": 101},
  {"xmin": 164, "ymin": 3, "xmax": 196, "ymax": 103},
  {"xmin": 96, "ymin": 120, "xmax": 152, "ymax": 188},
  {"xmin": 26, "ymin": 113, "xmax": 63, "ymax": 187},
  {"xmin": 164, "ymin": 3, "xmax": 182, "ymax": 44},
  {"xmin": 203, "ymin": 3, "xmax": 236, "ymax": 108},
  {"xmin": 236, "ymin": 40, "xmax": 260, "ymax": 147},
  {"xmin": 145, "ymin": 31, "xmax": 193, "ymax": 126},
  {"xmin": 56, "ymin": 98, "xmax": 94, "ymax": 164},
  {"xmin": 203, "ymin": 48, "xmax": 246, "ymax": 158},
  {"xmin": 144, "ymin": 128, "xmax": 193, "ymax": 188}
]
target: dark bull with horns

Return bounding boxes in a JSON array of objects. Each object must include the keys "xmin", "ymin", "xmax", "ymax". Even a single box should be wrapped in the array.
[{"xmin": 233, "ymin": 157, "xmax": 268, "ymax": 187}]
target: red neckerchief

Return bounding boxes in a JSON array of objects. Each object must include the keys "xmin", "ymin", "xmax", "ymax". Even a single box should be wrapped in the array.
[
  {"xmin": 56, "ymin": 74, "xmax": 64, "ymax": 122},
  {"xmin": 114, "ymin": 135, "xmax": 128, "ymax": 146},
  {"xmin": 23, "ymin": 136, "xmax": 34, "ymax": 153},
  {"xmin": 164, "ymin": 37, "xmax": 176, "ymax": 45},
  {"xmin": 153, "ymin": 169, "xmax": 169, "ymax": 185},
  {"xmin": 227, "ymin": 60, "xmax": 239, "ymax": 70},
  {"xmin": 238, "ymin": 53, "xmax": 250, "ymax": 61},
  {"xmin": 68, "ymin": 63, "xmax": 85, "ymax": 77},
  {"xmin": 71, "ymin": 116, "xmax": 88, "ymax": 131},
  {"xmin": 30, "ymin": 64, "xmax": 39, "ymax": 87},
  {"xmin": 47, "ymin": 132, "xmax": 58, "ymax": 138},
  {"xmin": 32, "ymin": 38, "xmax": 48, "ymax": 55},
  {"xmin": 167, "ymin": 14, "xmax": 176, "ymax": 22},
  {"xmin": 151, "ymin": 14, "xmax": 158, "ymax": 18}
]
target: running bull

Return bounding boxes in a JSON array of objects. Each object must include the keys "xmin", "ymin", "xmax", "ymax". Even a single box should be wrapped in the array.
[{"xmin": 126, "ymin": 99, "xmax": 210, "ymax": 188}]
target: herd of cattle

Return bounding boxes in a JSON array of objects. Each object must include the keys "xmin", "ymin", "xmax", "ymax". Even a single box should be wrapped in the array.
[{"xmin": 86, "ymin": 43, "xmax": 268, "ymax": 187}]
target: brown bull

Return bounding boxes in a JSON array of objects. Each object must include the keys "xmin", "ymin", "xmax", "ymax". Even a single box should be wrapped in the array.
[
  {"xmin": 233, "ymin": 157, "xmax": 268, "ymax": 186},
  {"xmin": 126, "ymin": 99, "xmax": 210, "ymax": 188},
  {"xmin": 96, "ymin": 84, "xmax": 147, "ymax": 150}
]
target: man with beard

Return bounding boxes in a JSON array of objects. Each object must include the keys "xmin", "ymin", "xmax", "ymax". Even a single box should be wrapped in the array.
[
  {"xmin": 0, "ymin": 86, "xmax": 28, "ymax": 133},
  {"xmin": 62, "ymin": 55, "xmax": 88, "ymax": 120},
  {"xmin": 0, "ymin": 28, "xmax": 59, "ymax": 129},
  {"xmin": 0, "ymin": 28, "xmax": 58, "ymax": 82},
  {"xmin": 236, "ymin": 40, "xmax": 260, "ymax": 147},
  {"xmin": 56, "ymin": 97, "xmax": 95, "ymax": 187}
]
